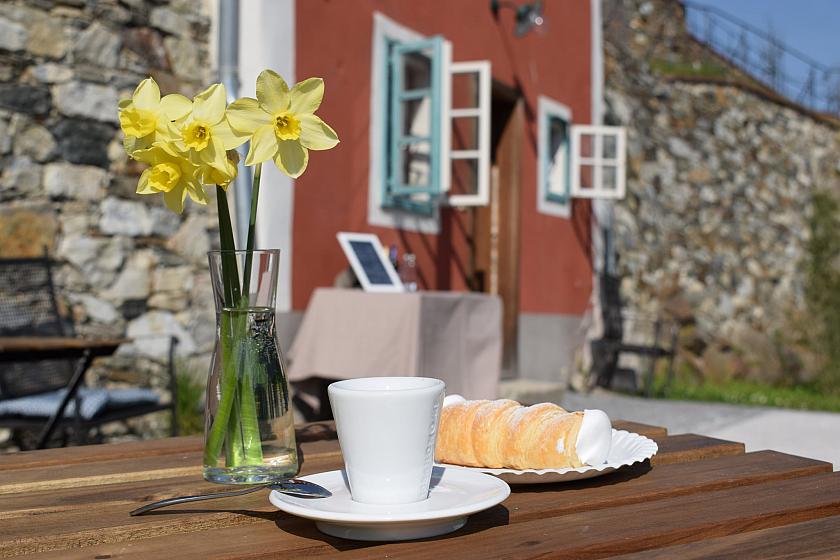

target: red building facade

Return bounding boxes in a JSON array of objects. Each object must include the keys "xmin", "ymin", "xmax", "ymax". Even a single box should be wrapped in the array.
[{"xmin": 255, "ymin": 0, "xmax": 615, "ymax": 379}]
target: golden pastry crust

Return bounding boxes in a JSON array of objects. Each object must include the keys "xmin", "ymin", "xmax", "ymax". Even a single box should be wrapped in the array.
[
  {"xmin": 471, "ymin": 399, "xmax": 518, "ymax": 467},
  {"xmin": 435, "ymin": 400, "xmax": 585, "ymax": 469}
]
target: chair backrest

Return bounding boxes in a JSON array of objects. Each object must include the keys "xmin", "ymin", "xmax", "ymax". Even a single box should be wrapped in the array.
[
  {"xmin": 599, "ymin": 272, "xmax": 624, "ymax": 341},
  {"xmin": 0, "ymin": 254, "xmax": 77, "ymax": 400}
]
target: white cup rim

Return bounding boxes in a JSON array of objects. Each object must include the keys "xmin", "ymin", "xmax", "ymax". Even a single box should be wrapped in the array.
[{"xmin": 328, "ymin": 376, "xmax": 444, "ymax": 395}]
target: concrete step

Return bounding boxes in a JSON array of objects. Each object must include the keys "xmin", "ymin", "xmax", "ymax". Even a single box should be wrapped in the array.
[{"xmin": 498, "ymin": 379, "xmax": 566, "ymax": 405}]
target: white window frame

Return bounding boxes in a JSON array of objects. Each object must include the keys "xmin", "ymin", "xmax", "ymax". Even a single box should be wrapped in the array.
[
  {"xmin": 570, "ymin": 125, "xmax": 626, "ymax": 199},
  {"xmin": 537, "ymin": 96, "xmax": 572, "ymax": 218},
  {"xmin": 442, "ymin": 61, "xmax": 491, "ymax": 207}
]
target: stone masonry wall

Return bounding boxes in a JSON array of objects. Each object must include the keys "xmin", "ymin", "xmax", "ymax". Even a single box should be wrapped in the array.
[
  {"xmin": 603, "ymin": 0, "xmax": 840, "ymax": 384},
  {"xmin": 0, "ymin": 0, "xmax": 217, "ymax": 441}
]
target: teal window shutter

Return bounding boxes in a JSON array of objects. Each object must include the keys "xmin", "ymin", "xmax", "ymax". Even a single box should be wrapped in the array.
[
  {"xmin": 544, "ymin": 113, "xmax": 571, "ymax": 204},
  {"xmin": 537, "ymin": 96, "xmax": 573, "ymax": 212},
  {"xmin": 382, "ymin": 36, "xmax": 444, "ymax": 214}
]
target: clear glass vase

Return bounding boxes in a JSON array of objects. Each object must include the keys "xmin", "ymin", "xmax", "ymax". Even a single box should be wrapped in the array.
[{"xmin": 204, "ymin": 250, "xmax": 299, "ymax": 484}]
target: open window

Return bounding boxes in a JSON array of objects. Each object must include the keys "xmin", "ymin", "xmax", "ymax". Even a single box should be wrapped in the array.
[
  {"xmin": 538, "ymin": 97, "xmax": 626, "ymax": 217},
  {"xmin": 570, "ymin": 125, "xmax": 626, "ymax": 199},
  {"xmin": 383, "ymin": 36, "xmax": 449, "ymax": 214},
  {"xmin": 377, "ymin": 22, "xmax": 492, "ymax": 216},
  {"xmin": 442, "ymin": 61, "xmax": 491, "ymax": 207}
]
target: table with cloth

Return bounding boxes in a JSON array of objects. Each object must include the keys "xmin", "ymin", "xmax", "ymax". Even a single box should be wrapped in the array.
[{"xmin": 286, "ymin": 288, "xmax": 502, "ymax": 417}]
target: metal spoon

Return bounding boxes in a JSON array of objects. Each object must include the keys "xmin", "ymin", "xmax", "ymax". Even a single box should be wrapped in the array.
[{"xmin": 129, "ymin": 479, "xmax": 332, "ymax": 516}]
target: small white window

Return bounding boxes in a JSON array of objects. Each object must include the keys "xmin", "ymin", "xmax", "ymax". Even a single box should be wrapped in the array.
[
  {"xmin": 570, "ymin": 125, "xmax": 626, "ymax": 199},
  {"xmin": 442, "ymin": 61, "xmax": 491, "ymax": 207}
]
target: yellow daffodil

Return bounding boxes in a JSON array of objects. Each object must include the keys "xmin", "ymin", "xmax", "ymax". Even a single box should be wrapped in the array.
[
  {"xmin": 202, "ymin": 150, "xmax": 239, "ymax": 188},
  {"xmin": 226, "ymin": 70, "xmax": 339, "ymax": 178},
  {"xmin": 172, "ymin": 83, "xmax": 247, "ymax": 174},
  {"xmin": 133, "ymin": 143, "xmax": 207, "ymax": 214},
  {"xmin": 118, "ymin": 77, "xmax": 191, "ymax": 155}
]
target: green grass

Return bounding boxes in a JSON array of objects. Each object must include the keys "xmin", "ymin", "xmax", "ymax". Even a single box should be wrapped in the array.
[
  {"xmin": 802, "ymin": 192, "xmax": 840, "ymax": 390},
  {"xmin": 175, "ymin": 365, "xmax": 206, "ymax": 436},
  {"xmin": 649, "ymin": 58, "xmax": 730, "ymax": 79},
  {"xmin": 655, "ymin": 378, "xmax": 840, "ymax": 413}
]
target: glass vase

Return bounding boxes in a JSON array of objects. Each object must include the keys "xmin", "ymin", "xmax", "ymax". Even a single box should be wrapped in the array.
[{"xmin": 204, "ymin": 250, "xmax": 299, "ymax": 484}]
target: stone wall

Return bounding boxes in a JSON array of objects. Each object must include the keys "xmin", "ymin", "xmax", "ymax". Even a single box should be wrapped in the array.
[
  {"xmin": 0, "ymin": 0, "xmax": 217, "ymax": 440},
  {"xmin": 603, "ymin": 0, "xmax": 840, "ymax": 384}
]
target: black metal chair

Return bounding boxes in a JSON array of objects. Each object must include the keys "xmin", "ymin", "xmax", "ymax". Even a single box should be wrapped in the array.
[
  {"xmin": 0, "ymin": 254, "xmax": 178, "ymax": 449},
  {"xmin": 590, "ymin": 272, "xmax": 678, "ymax": 395}
]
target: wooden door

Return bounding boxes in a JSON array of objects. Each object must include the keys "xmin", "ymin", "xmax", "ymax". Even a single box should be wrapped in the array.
[{"xmin": 474, "ymin": 83, "xmax": 522, "ymax": 377}]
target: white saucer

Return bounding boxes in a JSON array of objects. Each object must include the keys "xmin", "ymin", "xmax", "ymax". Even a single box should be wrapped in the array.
[
  {"xmin": 437, "ymin": 430, "xmax": 658, "ymax": 484},
  {"xmin": 269, "ymin": 466, "xmax": 510, "ymax": 541}
]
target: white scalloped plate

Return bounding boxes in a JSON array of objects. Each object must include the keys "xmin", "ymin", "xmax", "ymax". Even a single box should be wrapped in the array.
[{"xmin": 436, "ymin": 429, "xmax": 658, "ymax": 484}]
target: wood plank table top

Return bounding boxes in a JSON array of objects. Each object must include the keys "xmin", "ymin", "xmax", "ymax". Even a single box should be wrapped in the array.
[{"xmin": 0, "ymin": 419, "xmax": 837, "ymax": 559}]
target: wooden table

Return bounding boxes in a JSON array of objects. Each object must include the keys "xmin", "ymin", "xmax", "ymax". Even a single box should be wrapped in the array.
[
  {"xmin": 1, "ymin": 421, "xmax": 839, "ymax": 559},
  {"xmin": 0, "ymin": 337, "xmax": 127, "ymax": 362}
]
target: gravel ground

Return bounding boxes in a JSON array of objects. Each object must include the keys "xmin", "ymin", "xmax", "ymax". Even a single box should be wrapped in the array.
[{"xmin": 561, "ymin": 390, "xmax": 840, "ymax": 470}]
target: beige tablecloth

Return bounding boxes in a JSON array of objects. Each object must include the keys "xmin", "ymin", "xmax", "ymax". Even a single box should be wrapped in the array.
[{"xmin": 287, "ymin": 288, "xmax": 502, "ymax": 400}]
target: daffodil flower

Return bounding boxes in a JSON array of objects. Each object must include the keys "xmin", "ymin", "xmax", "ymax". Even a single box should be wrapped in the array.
[
  {"xmin": 173, "ymin": 83, "xmax": 247, "ymax": 175},
  {"xmin": 132, "ymin": 142, "xmax": 207, "ymax": 214},
  {"xmin": 226, "ymin": 70, "xmax": 339, "ymax": 178},
  {"xmin": 118, "ymin": 77, "xmax": 191, "ymax": 155},
  {"xmin": 202, "ymin": 150, "xmax": 240, "ymax": 189}
]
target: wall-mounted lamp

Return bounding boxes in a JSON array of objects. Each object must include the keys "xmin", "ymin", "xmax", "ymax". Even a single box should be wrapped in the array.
[{"xmin": 490, "ymin": 0, "xmax": 546, "ymax": 37}]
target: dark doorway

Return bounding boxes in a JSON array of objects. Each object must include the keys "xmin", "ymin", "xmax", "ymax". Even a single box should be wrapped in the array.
[{"xmin": 473, "ymin": 81, "xmax": 522, "ymax": 378}]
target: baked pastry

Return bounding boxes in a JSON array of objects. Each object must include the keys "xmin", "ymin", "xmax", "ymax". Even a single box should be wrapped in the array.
[{"xmin": 434, "ymin": 395, "xmax": 612, "ymax": 469}]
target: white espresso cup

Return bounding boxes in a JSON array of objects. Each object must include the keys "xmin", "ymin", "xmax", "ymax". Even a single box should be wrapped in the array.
[{"xmin": 328, "ymin": 377, "xmax": 445, "ymax": 505}]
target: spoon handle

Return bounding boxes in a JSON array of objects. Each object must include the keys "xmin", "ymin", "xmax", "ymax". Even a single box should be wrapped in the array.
[{"xmin": 130, "ymin": 484, "xmax": 277, "ymax": 516}]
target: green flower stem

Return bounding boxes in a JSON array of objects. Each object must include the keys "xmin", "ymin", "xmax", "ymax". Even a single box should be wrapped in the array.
[
  {"xmin": 237, "ymin": 337, "xmax": 264, "ymax": 465},
  {"xmin": 225, "ymin": 395, "xmax": 245, "ymax": 466},
  {"xmin": 204, "ymin": 309, "xmax": 239, "ymax": 467},
  {"xmin": 241, "ymin": 163, "xmax": 262, "ymax": 300},
  {"xmin": 234, "ymin": 162, "xmax": 265, "ymax": 465},
  {"xmin": 204, "ymin": 169, "xmax": 267, "ymax": 470},
  {"xmin": 204, "ymin": 185, "xmax": 264, "ymax": 469},
  {"xmin": 204, "ymin": 189, "xmax": 240, "ymax": 467},
  {"xmin": 215, "ymin": 187, "xmax": 241, "ymax": 306}
]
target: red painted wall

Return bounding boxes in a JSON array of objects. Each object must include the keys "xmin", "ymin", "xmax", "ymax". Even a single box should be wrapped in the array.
[{"xmin": 292, "ymin": 0, "xmax": 593, "ymax": 314}]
